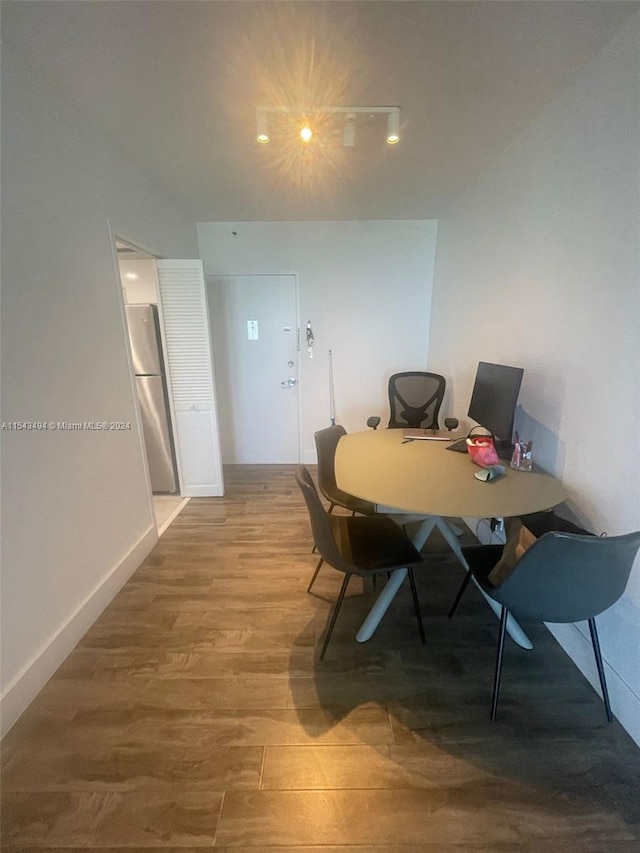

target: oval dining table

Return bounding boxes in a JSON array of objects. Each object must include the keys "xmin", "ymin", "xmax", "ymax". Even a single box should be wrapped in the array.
[{"xmin": 334, "ymin": 428, "xmax": 567, "ymax": 648}]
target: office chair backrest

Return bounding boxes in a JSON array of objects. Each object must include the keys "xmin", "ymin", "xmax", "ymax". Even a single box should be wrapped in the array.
[
  {"xmin": 295, "ymin": 465, "xmax": 347, "ymax": 572},
  {"xmin": 388, "ymin": 372, "xmax": 446, "ymax": 429},
  {"xmin": 497, "ymin": 530, "xmax": 640, "ymax": 623},
  {"xmin": 314, "ymin": 424, "xmax": 347, "ymax": 502}
]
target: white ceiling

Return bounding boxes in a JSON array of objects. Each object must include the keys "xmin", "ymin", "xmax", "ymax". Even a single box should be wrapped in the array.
[{"xmin": 3, "ymin": 1, "xmax": 637, "ymax": 222}]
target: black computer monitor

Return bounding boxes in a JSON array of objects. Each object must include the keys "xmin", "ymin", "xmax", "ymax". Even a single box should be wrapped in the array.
[{"xmin": 468, "ymin": 362, "xmax": 524, "ymax": 457}]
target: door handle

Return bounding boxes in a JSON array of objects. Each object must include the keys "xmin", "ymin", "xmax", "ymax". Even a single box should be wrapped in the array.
[{"xmin": 281, "ymin": 377, "xmax": 297, "ymax": 388}]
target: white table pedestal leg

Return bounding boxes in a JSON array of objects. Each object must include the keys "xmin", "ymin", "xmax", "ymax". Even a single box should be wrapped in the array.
[
  {"xmin": 434, "ymin": 516, "xmax": 533, "ymax": 650},
  {"xmin": 433, "ymin": 517, "xmax": 532, "ymax": 649},
  {"xmin": 355, "ymin": 568, "xmax": 407, "ymax": 642},
  {"xmin": 480, "ymin": 590, "xmax": 532, "ymax": 650},
  {"xmin": 355, "ymin": 513, "xmax": 533, "ymax": 650},
  {"xmin": 410, "ymin": 516, "xmax": 438, "ymax": 551},
  {"xmin": 435, "ymin": 517, "xmax": 469, "ymax": 565}
]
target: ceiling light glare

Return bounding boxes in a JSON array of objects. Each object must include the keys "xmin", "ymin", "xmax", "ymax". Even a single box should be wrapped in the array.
[
  {"xmin": 124, "ymin": 272, "xmax": 139, "ymax": 280},
  {"xmin": 256, "ymin": 109, "xmax": 270, "ymax": 144},
  {"xmin": 386, "ymin": 110, "xmax": 400, "ymax": 145},
  {"xmin": 299, "ymin": 124, "xmax": 313, "ymax": 143}
]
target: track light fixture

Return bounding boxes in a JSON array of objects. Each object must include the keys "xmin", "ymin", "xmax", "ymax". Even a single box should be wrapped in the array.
[{"xmin": 255, "ymin": 105, "xmax": 400, "ymax": 147}]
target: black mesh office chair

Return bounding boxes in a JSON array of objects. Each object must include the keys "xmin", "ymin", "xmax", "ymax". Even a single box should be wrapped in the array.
[
  {"xmin": 367, "ymin": 371, "xmax": 458, "ymax": 431},
  {"xmin": 453, "ymin": 530, "xmax": 640, "ymax": 721},
  {"xmin": 308, "ymin": 425, "xmax": 377, "ymax": 592},
  {"xmin": 296, "ymin": 465, "xmax": 426, "ymax": 659},
  {"xmin": 388, "ymin": 371, "xmax": 446, "ymax": 429}
]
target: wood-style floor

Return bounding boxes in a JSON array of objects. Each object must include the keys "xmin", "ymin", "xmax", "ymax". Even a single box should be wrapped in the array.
[{"xmin": 2, "ymin": 464, "xmax": 639, "ymax": 850}]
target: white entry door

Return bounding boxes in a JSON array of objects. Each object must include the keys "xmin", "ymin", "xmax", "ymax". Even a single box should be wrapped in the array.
[{"xmin": 207, "ymin": 274, "xmax": 300, "ymax": 463}]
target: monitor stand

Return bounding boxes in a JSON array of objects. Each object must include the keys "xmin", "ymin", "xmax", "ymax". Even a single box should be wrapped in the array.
[{"xmin": 495, "ymin": 440, "xmax": 514, "ymax": 461}]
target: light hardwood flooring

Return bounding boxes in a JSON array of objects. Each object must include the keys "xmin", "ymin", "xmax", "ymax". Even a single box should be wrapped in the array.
[{"xmin": 2, "ymin": 464, "xmax": 640, "ymax": 850}]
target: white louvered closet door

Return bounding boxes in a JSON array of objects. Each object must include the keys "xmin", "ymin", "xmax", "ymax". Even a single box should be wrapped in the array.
[{"xmin": 156, "ymin": 259, "xmax": 224, "ymax": 497}]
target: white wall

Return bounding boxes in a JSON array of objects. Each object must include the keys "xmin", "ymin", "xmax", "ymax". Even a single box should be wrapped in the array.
[
  {"xmin": 0, "ymin": 48, "xmax": 198, "ymax": 734},
  {"xmin": 197, "ymin": 221, "xmax": 440, "ymax": 463},
  {"xmin": 429, "ymin": 14, "xmax": 640, "ymax": 743}
]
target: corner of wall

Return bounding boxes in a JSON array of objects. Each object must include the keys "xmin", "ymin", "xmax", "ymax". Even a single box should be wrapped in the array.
[{"xmin": 0, "ymin": 524, "xmax": 158, "ymax": 738}]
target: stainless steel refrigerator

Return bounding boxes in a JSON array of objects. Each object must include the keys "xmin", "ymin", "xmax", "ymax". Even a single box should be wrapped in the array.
[{"xmin": 126, "ymin": 304, "xmax": 178, "ymax": 494}]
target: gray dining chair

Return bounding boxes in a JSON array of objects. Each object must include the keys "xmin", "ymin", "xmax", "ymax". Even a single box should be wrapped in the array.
[
  {"xmin": 308, "ymin": 425, "xmax": 377, "ymax": 592},
  {"xmin": 457, "ymin": 530, "xmax": 640, "ymax": 721},
  {"xmin": 295, "ymin": 465, "xmax": 426, "ymax": 660},
  {"xmin": 315, "ymin": 425, "xmax": 376, "ymax": 516}
]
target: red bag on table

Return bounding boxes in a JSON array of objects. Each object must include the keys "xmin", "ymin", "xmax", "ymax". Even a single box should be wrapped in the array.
[{"xmin": 465, "ymin": 430, "xmax": 500, "ymax": 467}]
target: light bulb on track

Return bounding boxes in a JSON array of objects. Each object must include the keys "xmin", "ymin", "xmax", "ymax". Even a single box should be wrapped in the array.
[
  {"xmin": 386, "ymin": 109, "xmax": 400, "ymax": 145},
  {"xmin": 256, "ymin": 109, "xmax": 270, "ymax": 144}
]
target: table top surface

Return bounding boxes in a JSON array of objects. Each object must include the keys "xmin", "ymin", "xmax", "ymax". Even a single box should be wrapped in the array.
[{"xmin": 335, "ymin": 429, "xmax": 566, "ymax": 519}]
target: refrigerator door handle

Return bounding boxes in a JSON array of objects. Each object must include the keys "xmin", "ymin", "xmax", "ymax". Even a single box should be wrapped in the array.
[{"xmin": 135, "ymin": 375, "xmax": 178, "ymax": 493}]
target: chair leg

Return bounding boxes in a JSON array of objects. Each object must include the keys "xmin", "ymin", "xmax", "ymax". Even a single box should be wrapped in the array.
[
  {"xmin": 491, "ymin": 605, "xmax": 508, "ymax": 721},
  {"xmin": 407, "ymin": 568, "xmax": 426, "ymax": 645},
  {"xmin": 320, "ymin": 574, "xmax": 351, "ymax": 661},
  {"xmin": 307, "ymin": 557, "xmax": 324, "ymax": 593},
  {"xmin": 448, "ymin": 570, "xmax": 473, "ymax": 618},
  {"xmin": 588, "ymin": 617, "xmax": 613, "ymax": 723}
]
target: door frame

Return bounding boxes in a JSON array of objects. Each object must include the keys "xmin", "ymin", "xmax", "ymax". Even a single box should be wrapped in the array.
[
  {"xmin": 109, "ymin": 228, "xmax": 161, "ymax": 525},
  {"xmin": 206, "ymin": 270, "xmax": 303, "ymax": 464}
]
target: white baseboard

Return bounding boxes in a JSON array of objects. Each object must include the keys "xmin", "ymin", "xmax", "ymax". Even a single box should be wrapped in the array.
[
  {"xmin": 547, "ymin": 622, "xmax": 640, "ymax": 747},
  {"xmin": 183, "ymin": 485, "xmax": 224, "ymax": 497},
  {"xmin": 0, "ymin": 524, "xmax": 158, "ymax": 738},
  {"xmin": 157, "ymin": 497, "xmax": 190, "ymax": 536}
]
